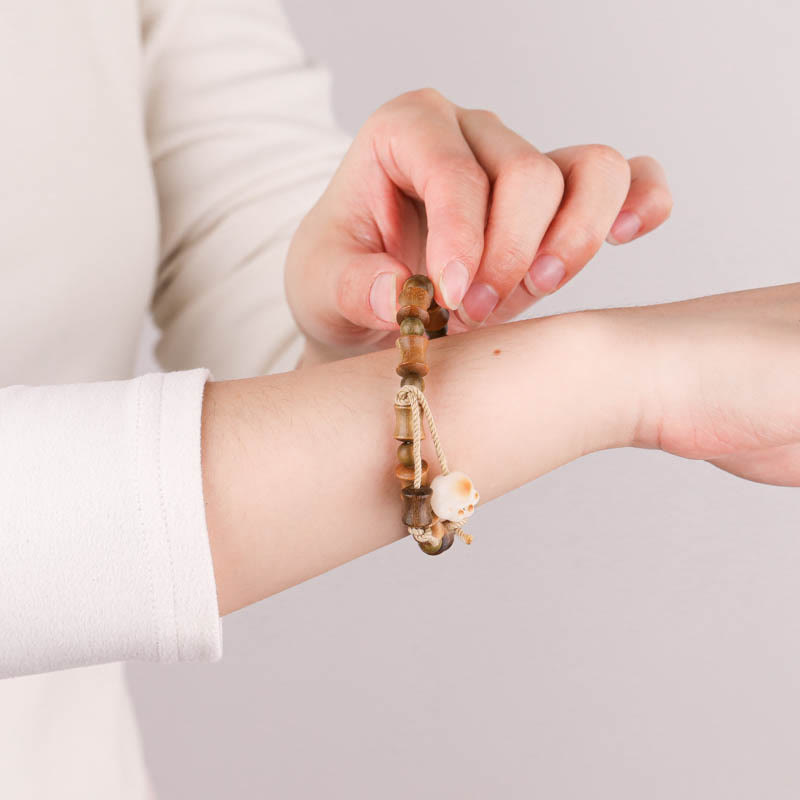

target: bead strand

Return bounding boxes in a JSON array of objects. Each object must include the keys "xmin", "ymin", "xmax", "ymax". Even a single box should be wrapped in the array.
[{"xmin": 391, "ymin": 274, "xmax": 464, "ymax": 556}]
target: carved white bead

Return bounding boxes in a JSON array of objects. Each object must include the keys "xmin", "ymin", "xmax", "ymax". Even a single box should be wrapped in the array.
[{"xmin": 430, "ymin": 471, "xmax": 480, "ymax": 522}]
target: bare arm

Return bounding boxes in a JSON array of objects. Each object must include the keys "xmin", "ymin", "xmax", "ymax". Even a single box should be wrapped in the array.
[
  {"xmin": 204, "ymin": 281, "xmax": 800, "ymax": 616},
  {"xmin": 202, "ymin": 312, "xmax": 631, "ymax": 615}
]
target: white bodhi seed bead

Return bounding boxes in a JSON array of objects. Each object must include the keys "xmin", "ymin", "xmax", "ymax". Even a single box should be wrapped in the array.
[{"xmin": 430, "ymin": 471, "xmax": 480, "ymax": 523}]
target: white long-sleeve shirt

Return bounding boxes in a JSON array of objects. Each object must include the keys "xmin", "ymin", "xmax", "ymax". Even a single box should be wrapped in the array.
[{"xmin": 0, "ymin": 1, "xmax": 349, "ymax": 795}]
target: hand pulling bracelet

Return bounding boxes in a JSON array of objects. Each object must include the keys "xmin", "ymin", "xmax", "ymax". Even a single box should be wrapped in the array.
[{"xmin": 392, "ymin": 274, "xmax": 480, "ymax": 555}]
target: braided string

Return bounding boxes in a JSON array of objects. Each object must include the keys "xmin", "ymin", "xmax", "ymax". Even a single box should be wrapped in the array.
[{"xmin": 396, "ymin": 384, "xmax": 472, "ymax": 546}]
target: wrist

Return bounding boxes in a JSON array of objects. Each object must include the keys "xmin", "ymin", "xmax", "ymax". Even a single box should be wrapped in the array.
[{"xmin": 524, "ymin": 309, "xmax": 641, "ymax": 456}]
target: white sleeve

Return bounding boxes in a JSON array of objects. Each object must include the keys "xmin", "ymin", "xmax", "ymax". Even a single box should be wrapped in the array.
[
  {"xmin": 0, "ymin": 368, "xmax": 221, "ymax": 679},
  {"xmin": 141, "ymin": 0, "xmax": 352, "ymax": 380}
]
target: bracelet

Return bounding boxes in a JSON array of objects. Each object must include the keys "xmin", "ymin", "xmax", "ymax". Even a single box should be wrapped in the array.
[{"xmin": 392, "ymin": 274, "xmax": 480, "ymax": 555}]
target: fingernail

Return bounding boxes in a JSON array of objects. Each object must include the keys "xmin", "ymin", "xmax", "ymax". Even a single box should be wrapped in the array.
[
  {"xmin": 440, "ymin": 260, "xmax": 469, "ymax": 310},
  {"xmin": 524, "ymin": 255, "xmax": 565, "ymax": 296},
  {"xmin": 369, "ymin": 272, "xmax": 397, "ymax": 323},
  {"xmin": 607, "ymin": 211, "xmax": 641, "ymax": 245},
  {"xmin": 460, "ymin": 281, "xmax": 499, "ymax": 325}
]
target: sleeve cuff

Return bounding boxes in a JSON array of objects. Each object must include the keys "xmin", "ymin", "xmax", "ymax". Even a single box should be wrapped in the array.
[
  {"xmin": 136, "ymin": 368, "xmax": 223, "ymax": 663},
  {"xmin": 0, "ymin": 368, "xmax": 222, "ymax": 678}
]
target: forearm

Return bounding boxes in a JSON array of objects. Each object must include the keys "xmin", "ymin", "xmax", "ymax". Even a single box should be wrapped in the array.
[{"xmin": 202, "ymin": 311, "xmax": 633, "ymax": 615}]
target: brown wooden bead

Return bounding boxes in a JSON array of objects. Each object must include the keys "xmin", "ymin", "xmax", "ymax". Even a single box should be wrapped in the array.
[
  {"xmin": 399, "ymin": 275, "xmax": 434, "ymax": 310},
  {"xmin": 396, "ymin": 334, "xmax": 429, "ymax": 377},
  {"xmin": 393, "ymin": 404, "xmax": 425, "ymax": 441},
  {"xmin": 395, "ymin": 459, "xmax": 429, "ymax": 488},
  {"xmin": 399, "ymin": 316, "xmax": 425, "ymax": 336},
  {"xmin": 417, "ymin": 520, "xmax": 456, "ymax": 555},
  {"xmin": 397, "ymin": 442, "xmax": 415, "ymax": 466},
  {"xmin": 427, "ymin": 325, "xmax": 447, "ymax": 340},
  {"xmin": 401, "ymin": 485, "xmax": 434, "ymax": 528},
  {"xmin": 426, "ymin": 303, "xmax": 450, "ymax": 332},
  {"xmin": 400, "ymin": 373, "xmax": 425, "ymax": 392},
  {"xmin": 418, "ymin": 538, "xmax": 442, "ymax": 555},
  {"xmin": 436, "ymin": 526, "xmax": 456, "ymax": 554},
  {"xmin": 396, "ymin": 305, "xmax": 430, "ymax": 327}
]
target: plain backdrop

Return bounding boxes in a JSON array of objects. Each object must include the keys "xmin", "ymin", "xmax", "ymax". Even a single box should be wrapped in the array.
[{"xmin": 129, "ymin": 1, "xmax": 800, "ymax": 797}]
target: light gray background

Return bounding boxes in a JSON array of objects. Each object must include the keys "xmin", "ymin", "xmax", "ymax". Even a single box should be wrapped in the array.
[{"xmin": 129, "ymin": 1, "xmax": 800, "ymax": 797}]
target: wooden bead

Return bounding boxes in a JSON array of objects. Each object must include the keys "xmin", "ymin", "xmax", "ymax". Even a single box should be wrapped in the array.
[
  {"xmin": 417, "ymin": 519, "xmax": 456, "ymax": 556},
  {"xmin": 393, "ymin": 403, "xmax": 425, "ymax": 441},
  {"xmin": 401, "ymin": 485, "xmax": 434, "ymax": 528},
  {"xmin": 399, "ymin": 316, "xmax": 425, "ymax": 336},
  {"xmin": 395, "ymin": 459, "xmax": 429, "ymax": 488},
  {"xmin": 399, "ymin": 275, "xmax": 435, "ymax": 310},
  {"xmin": 401, "ymin": 373, "xmax": 425, "ymax": 392},
  {"xmin": 397, "ymin": 441, "xmax": 415, "ymax": 466},
  {"xmin": 437, "ymin": 526, "xmax": 457, "ymax": 555},
  {"xmin": 396, "ymin": 334, "xmax": 429, "ymax": 377},
  {"xmin": 426, "ymin": 303, "xmax": 450, "ymax": 332},
  {"xmin": 427, "ymin": 325, "xmax": 447, "ymax": 340},
  {"xmin": 396, "ymin": 305, "xmax": 430, "ymax": 327}
]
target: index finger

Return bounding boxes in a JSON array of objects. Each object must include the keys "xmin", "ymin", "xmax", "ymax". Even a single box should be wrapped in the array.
[{"xmin": 368, "ymin": 89, "xmax": 489, "ymax": 310}]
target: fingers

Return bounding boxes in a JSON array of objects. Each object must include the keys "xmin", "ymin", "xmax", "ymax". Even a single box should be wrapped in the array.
[
  {"xmin": 607, "ymin": 156, "xmax": 673, "ymax": 245},
  {"xmin": 368, "ymin": 89, "xmax": 488, "ymax": 311},
  {"xmin": 455, "ymin": 109, "xmax": 564, "ymax": 325},
  {"xmin": 523, "ymin": 145, "xmax": 631, "ymax": 298},
  {"xmin": 350, "ymin": 89, "xmax": 672, "ymax": 337}
]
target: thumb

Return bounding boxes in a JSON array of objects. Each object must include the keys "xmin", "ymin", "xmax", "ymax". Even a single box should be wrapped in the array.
[{"xmin": 336, "ymin": 251, "xmax": 413, "ymax": 332}]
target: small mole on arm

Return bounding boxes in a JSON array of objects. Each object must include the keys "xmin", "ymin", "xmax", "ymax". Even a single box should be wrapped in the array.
[{"xmin": 493, "ymin": 349, "xmax": 501, "ymax": 356}]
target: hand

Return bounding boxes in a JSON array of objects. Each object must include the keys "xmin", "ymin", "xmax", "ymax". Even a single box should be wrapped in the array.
[
  {"xmin": 285, "ymin": 88, "xmax": 672, "ymax": 360},
  {"xmin": 603, "ymin": 282, "xmax": 800, "ymax": 486}
]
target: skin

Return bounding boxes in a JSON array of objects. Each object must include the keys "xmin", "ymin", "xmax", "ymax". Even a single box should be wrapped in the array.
[
  {"xmin": 284, "ymin": 89, "xmax": 672, "ymax": 364},
  {"xmin": 203, "ymin": 282, "xmax": 800, "ymax": 616}
]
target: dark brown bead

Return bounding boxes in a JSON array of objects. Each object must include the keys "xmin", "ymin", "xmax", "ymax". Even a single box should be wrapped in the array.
[
  {"xmin": 396, "ymin": 334, "xmax": 429, "ymax": 377},
  {"xmin": 417, "ymin": 520, "xmax": 455, "ymax": 555},
  {"xmin": 400, "ymin": 374, "xmax": 425, "ymax": 392},
  {"xmin": 396, "ymin": 305, "xmax": 430, "ymax": 327},
  {"xmin": 397, "ymin": 441, "xmax": 415, "ymax": 466},
  {"xmin": 418, "ymin": 537, "xmax": 442, "ymax": 555},
  {"xmin": 426, "ymin": 303, "xmax": 450, "ymax": 332},
  {"xmin": 395, "ymin": 459, "xmax": 429, "ymax": 488},
  {"xmin": 399, "ymin": 275, "xmax": 435, "ymax": 310},
  {"xmin": 436, "ymin": 527, "xmax": 456, "ymax": 554},
  {"xmin": 427, "ymin": 325, "xmax": 447, "ymax": 340},
  {"xmin": 393, "ymin": 403, "xmax": 425, "ymax": 441},
  {"xmin": 399, "ymin": 316, "xmax": 425, "ymax": 337},
  {"xmin": 401, "ymin": 485, "xmax": 434, "ymax": 528}
]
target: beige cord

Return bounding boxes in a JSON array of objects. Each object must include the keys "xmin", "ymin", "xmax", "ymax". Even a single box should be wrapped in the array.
[{"xmin": 395, "ymin": 384, "xmax": 472, "ymax": 545}]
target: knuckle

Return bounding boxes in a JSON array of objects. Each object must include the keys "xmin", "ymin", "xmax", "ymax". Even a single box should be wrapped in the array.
[
  {"xmin": 399, "ymin": 86, "xmax": 449, "ymax": 110},
  {"xmin": 504, "ymin": 150, "xmax": 542, "ymax": 176},
  {"xmin": 538, "ymin": 155, "xmax": 566, "ymax": 193},
  {"xmin": 580, "ymin": 143, "xmax": 630, "ymax": 177},
  {"xmin": 505, "ymin": 152, "xmax": 565, "ymax": 194},
  {"xmin": 465, "ymin": 107, "xmax": 502, "ymax": 127},
  {"xmin": 648, "ymin": 183, "xmax": 674, "ymax": 219},
  {"xmin": 436, "ymin": 156, "xmax": 490, "ymax": 193},
  {"xmin": 632, "ymin": 154, "xmax": 660, "ymax": 171},
  {"xmin": 373, "ymin": 88, "xmax": 449, "ymax": 123}
]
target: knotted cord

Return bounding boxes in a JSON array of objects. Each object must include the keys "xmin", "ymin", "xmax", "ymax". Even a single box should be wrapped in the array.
[{"xmin": 395, "ymin": 384, "xmax": 473, "ymax": 546}]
